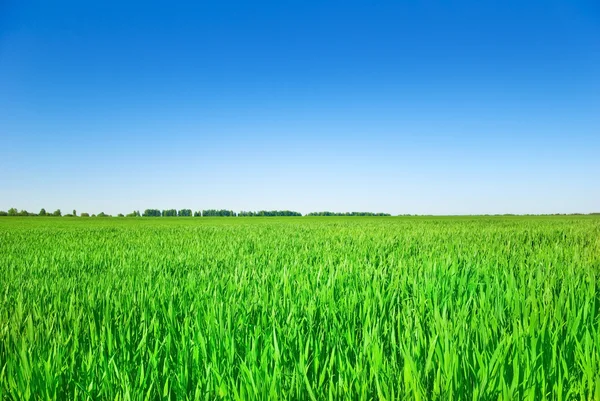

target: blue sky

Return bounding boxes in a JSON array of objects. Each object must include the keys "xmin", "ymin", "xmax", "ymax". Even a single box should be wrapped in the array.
[{"xmin": 1, "ymin": 1, "xmax": 598, "ymax": 215}]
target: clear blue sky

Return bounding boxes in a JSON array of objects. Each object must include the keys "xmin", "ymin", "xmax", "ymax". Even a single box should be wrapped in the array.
[{"xmin": 1, "ymin": 1, "xmax": 598, "ymax": 215}]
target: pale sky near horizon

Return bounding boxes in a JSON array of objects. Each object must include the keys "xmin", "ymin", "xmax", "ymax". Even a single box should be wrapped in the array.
[{"xmin": 1, "ymin": 1, "xmax": 599, "ymax": 215}]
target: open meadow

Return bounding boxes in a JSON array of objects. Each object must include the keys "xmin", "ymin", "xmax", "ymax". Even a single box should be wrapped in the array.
[{"xmin": 1, "ymin": 216, "xmax": 599, "ymax": 400}]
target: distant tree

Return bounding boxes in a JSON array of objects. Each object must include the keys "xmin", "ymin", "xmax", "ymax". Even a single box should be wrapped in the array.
[
  {"xmin": 52, "ymin": 209, "xmax": 61, "ymax": 217},
  {"xmin": 239, "ymin": 210, "xmax": 301, "ymax": 217},
  {"xmin": 8, "ymin": 208, "xmax": 17, "ymax": 216},
  {"xmin": 91, "ymin": 214, "xmax": 96, "ymax": 217},
  {"xmin": 80, "ymin": 213, "xmax": 90, "ymax": 217},
  {"xmin": 97, "ymin": 212, "xmax": 107, "ymax": 217},
  {"xmin": 143, "ymin": 209, "xmax": 161, "ymax": 217},
  {"xmin": 73, "ymin": 210, "xmax": 77, "ymax": 217},
  {"xmin": 126, "ymin": 210, "xmax": 141, "ymax": 217},
  {"xmin": 0, "ymin": 211, "xmax": 7, "ymax": 216},
  {"xmin": 18, "ymin": 209, "xmax": 29, "ymax": 216},
  {"xmin": 202, "ymin": 209, "xmax": 235, "ymax": 217},
  {"xmin": 193, "ymin": 211, "xmax": 202, "ymax": 217},
  {"xmin": 118, "ymin": 213, "xmax": 124, "ymax": 217},
  {"xmin": 178, "ymin": 209, "xmax": 192, "ymax": 217},
  {"xmin": 307, "ymin": 211, "xmax": 391, "ymax": 216},
  {"xmin": 39, "ymin": 208, "xmax": 47, "ymax": 216},
  {"xmin": 162, "ymin": 209, "xmax": 177, "ymax": 217}
]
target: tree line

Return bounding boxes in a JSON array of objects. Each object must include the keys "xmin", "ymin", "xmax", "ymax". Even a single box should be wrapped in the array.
[
  {"xmin": 306, "ymin": 211, "xmax": 392, "ymax": 216},
  {"xmin": 141, "ymin": 209, "xmax": 300, "ymax": 217},
  {"xmin": 4, "ymin": 208, "xmax": 598, "ymax": 218},
  {"xmin": 1, "ymin": 208, "xmax": 395, "ymax": 217},
  {"xmin": 141, "ymin": 209, "xmax": 235, "ymax": 217},
  {"xmin": 0, "ymin": 208, "xmax": 117, "ymax": 217},
  {"xmin": 0, "ymin": 209, "xmax": 305, "ymax": 217},
  {"xmin": 0, "ymin": 208, "xmax": 64, "ymax": 217},
  {"xmin": 0, "ymin": 208, "xmax": 383, "ymax": 217},
  {"xmin": 238, "ymin": 210, "xmax": 302, "ymax": 217}
]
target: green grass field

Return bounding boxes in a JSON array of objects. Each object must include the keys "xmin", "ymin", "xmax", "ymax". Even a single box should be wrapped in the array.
[{"xmin": 1, "ymin": 216, "xmax": 599, "ymax": 400}]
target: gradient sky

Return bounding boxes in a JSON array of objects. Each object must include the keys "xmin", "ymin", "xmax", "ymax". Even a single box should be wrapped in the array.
[{"xmin": 1, "ymin": 1, "xmax": 599, "ymax": 215}]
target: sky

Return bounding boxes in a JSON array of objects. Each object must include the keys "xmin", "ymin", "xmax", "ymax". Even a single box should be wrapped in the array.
[{"xmin": 1, "ymin": 0, "xmax": 599, "ymax": 215}]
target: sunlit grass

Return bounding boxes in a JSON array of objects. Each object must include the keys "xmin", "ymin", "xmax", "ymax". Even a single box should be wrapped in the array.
[{"xmin": 1, "ymin": 216, "xmax": 599, "ymax": 400}]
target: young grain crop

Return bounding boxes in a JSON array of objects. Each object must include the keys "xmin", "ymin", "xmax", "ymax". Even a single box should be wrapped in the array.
[{"xmin": 0, "ymin": 216, "xmax": 599, "ymax": 400}]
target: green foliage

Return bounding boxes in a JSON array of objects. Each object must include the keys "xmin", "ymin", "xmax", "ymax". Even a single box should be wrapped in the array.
[
  {"xmin": 143, "ymin": 209, "xmax": 161, "ymax": 217},
  {"xmin": 162, "ymin": 209, "xmax": 177, "ymax": 217},
  {"xmin": 52, "ymin": 209, "xmax": 62, "ymax": 217},
  {"xmin": 39, "ymin": 208, "xmax": 47, "ymax": 216},
  {"xmin": 7, "ymin": 207, "xmax": 17, "ymax": 216},
  {"xmin": 238, "ymin": 210, "xmax": 302, "ymax": 216},
  {"xmin": 307, "ymin": 211, "xmax": 391, "ymax": 216},
  {"xmin": 80, "ymin": 212, "xmax": 90, "ymax": 217},
  {"xmin": 0, "ymin": 216, "xmax": 599, "ymax": 400},
  {"xmin": 0, "ymin": 211, "xmax": 7, "ymax": 216},
  {"xmin": 202, "ymin": 209, "xmax": 235, "ymax": 216},
  {"xmin": 178, "ymin": 209, "xmax": 192, "ymax": 217}
]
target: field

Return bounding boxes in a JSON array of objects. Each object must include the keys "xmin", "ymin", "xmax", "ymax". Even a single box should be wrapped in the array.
[{"xmin": 1, "ymin": 216, "xmax": 599, "ymax": 400}]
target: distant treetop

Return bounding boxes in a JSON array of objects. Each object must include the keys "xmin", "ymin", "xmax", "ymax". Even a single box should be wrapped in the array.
[
  {"xmin": 306, "ymin": 211, "xmax": 391, "ymax": 216},
  {"xmin": 2, "ymin": 208, "xmax": 599, "ymax": 218},
  {"xmin": 238, "ymin": 210, "xmax": 302, "ymax": 217}
]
